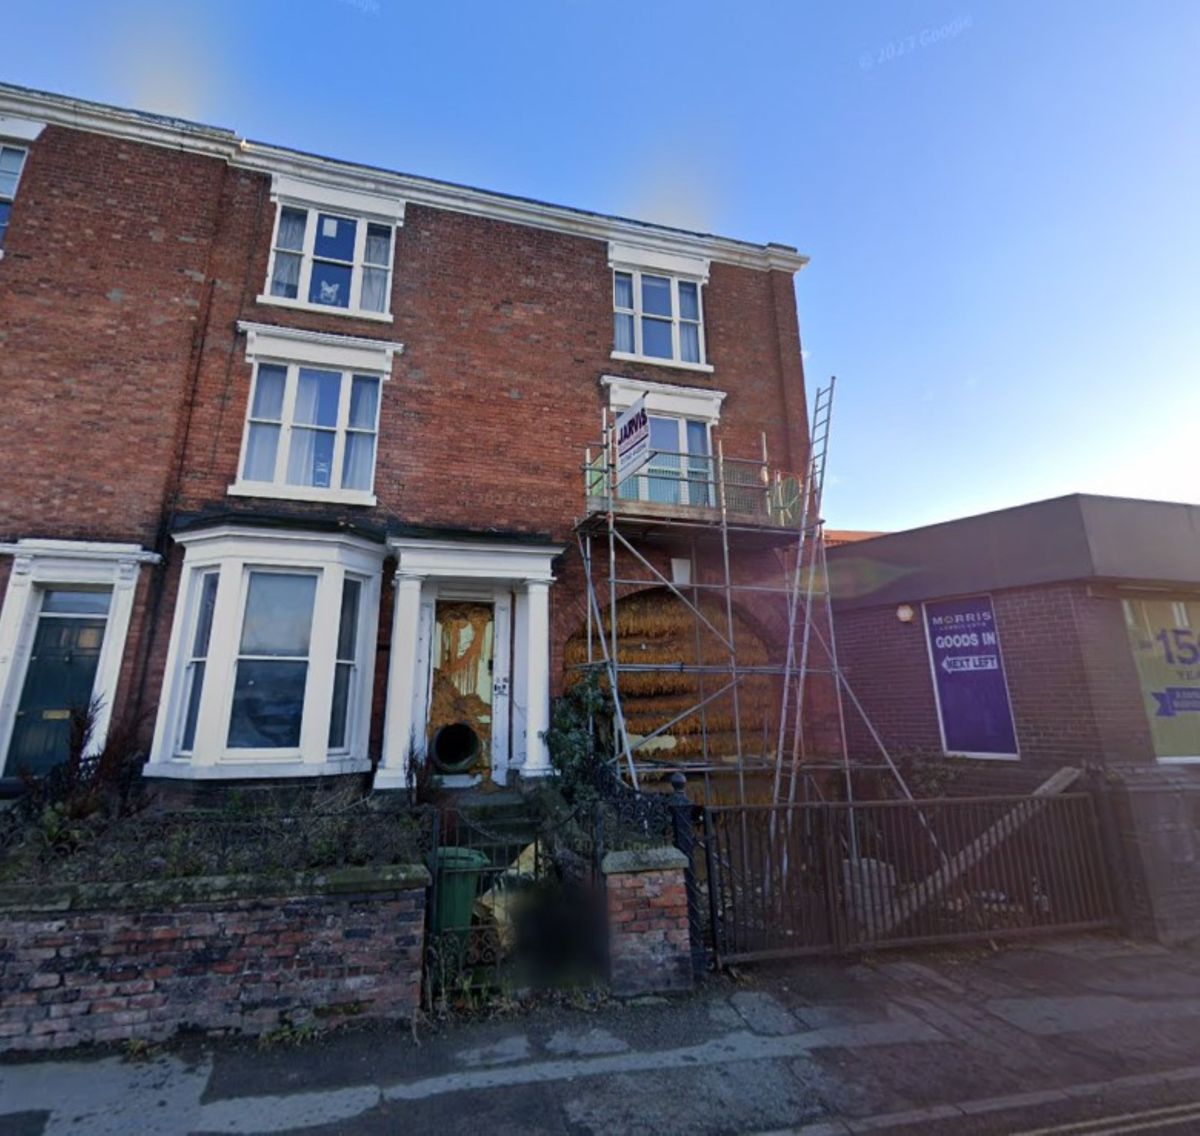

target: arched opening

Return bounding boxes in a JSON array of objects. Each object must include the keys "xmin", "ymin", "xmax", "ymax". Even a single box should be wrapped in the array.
[{"xmin": 563, "ymin": 587, "xmax": 777, "ymax": 768}]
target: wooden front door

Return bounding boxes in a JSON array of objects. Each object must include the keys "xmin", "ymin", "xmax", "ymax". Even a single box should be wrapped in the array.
[{"xmin": 427, "ymin": 601, "xmax": 495, "ymax": 775}]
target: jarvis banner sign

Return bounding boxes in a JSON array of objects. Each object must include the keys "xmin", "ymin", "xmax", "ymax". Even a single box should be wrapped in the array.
[
  {"xmin": 924, "ymin": 595, "xmax": 1018, "ymax": 757},
  {"xmin": 1124, "ymin": 598, "xmax": 1200, "ymax": 760},
  {"xmin": 615, "ymin": 396, "xmax": 650, "ymax": 483}
]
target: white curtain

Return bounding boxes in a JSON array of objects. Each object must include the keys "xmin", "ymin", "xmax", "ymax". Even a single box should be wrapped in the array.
[
  {"xmin": 243, "ymin": 423, "xmax": 279, "ymax": 482},
  {"xmin": 277, "ymin": 208, "xmax": 307, "ymax": 251},
  {"xmin": 680, "ymin": 322, "xmax": 700, "ymax": 363},
  {"xmin": 294, "ymin": 369, "xmax": 340, "ymax": 426},
  {"xmin": 614, "ymin": 312, "xmax": 635, "ymax": 353},
  {"xmin": 348, "ymin": 377, "xmax": 378, "ymax": 429},
  {"xmin": 286, "ymin": 427, "xmax": 319, "ymax": 486},
  {"xmin": 250, "ymin": 366, "xmax": 285, "ymax": 420},
  {"xmin": 365, "ymin": 225, "xmax": 390, "ymax": 265},
  {"xmin": 361, "ymin": 266, "xmax": 388, "ymax": 313},
  {"xmin": 270, "ymin": 252, "xmax": 301, "ymax": 298},
  {"xmin": 342, "ymin": 434, "xmax": 375, "ymax": 491}
]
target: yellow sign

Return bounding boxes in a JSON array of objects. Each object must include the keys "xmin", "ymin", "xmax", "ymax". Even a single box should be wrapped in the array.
[{"xmin": 1125, "ymin": 598, "xmax": 1200, "ymax": 759}]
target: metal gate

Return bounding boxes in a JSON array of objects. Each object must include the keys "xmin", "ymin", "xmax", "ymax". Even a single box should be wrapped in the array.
[
  {"xmin": 704, "ymin": 793, "xmax": 1117, "ymax": 965},
  {"xmin": 424, "ymin": 809, "xmax": 547, "ymax": 1002}
]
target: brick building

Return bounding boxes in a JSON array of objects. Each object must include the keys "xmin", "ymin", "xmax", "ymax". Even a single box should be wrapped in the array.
[
  {"xmin": 0, "ymin": 84, "xmax": 813, "ymax": 793},
  {"xmin": 828, "ymin": 494, "xmax": 1200, "ymax": 782},
  {"xmin": 828, "ymin": 494, "xmax": 1200, "ymax": 941}
]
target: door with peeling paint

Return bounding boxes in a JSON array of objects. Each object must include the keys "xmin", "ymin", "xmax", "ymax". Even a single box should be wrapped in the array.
[{"xmin": 427, "ymin": 601, "xmax": 495, "ymax": 777}]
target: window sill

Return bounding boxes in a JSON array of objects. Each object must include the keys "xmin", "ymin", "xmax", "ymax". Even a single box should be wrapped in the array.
[
  {"xmin": 945, "ymin": 751, "xmax": 1021, "ymax": 762},
  {"xmin": 227, "ymin": 482, "xmax": 377, "ymax": 507},
  {"xmin": 255, "ymin": 293, "xmax": 394, "ymax": 324},
  {"xmin": 610, "ymin": 350, "xmax": 714, "ymax": 375},
  {"xmin": 144, "ymin": 756, "xmax": 373, "ymax": 780}
]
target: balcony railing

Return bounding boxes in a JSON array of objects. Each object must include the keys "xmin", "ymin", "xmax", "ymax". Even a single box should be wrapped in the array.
[{"xmin": 584, "ymin": 448, "xmax": 805, "ymax": 528}]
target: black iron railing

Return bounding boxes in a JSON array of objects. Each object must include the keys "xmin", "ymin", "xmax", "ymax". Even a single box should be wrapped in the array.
[{"xmin": 703, "ymin": 794, "xmax": 1117, "ymax": 965}]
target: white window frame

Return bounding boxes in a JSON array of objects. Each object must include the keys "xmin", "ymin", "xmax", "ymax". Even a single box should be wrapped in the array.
[
  {"xmin": 257, "ymin": 174, "xmax": 405, "ymax": 323},
  {"xmin": 0, "ymin": 144, "xmax": 29, "ymax": 253},
  {"xmin": 146, "ymin": 526, "xmax": 385, "ymax": 781},
  {"xmin": 636, "ymin": 414, "xmax": 714, "ymax": 508},
  {"xmin": 601, "ymin": 376, "xmax": 726, "ymax": 509},
  {"xmin": 230, "ymin": 321, "xmax": 403, "ymax": 507},
  {"xmin": 0, "ymin": 540, "xmax": 159, "ymax": 777},
  {"xmin": 608, "ymin": 242, "xmax": 713, "ymax": 373},
  {"xmin": 0, "ymin": 117, "xmax": 43, "ymax": 260}
]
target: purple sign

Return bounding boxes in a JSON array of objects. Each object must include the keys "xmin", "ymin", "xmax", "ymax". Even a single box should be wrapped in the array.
[{"xmin": 924, "ymin": 596, "xmax": 1018, "ymax": 756}]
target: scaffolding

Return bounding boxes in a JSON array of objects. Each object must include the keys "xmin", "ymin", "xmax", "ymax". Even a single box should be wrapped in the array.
[{"xmin": 573, "ymin": 378, "xmax": 885, "ymax": 806}]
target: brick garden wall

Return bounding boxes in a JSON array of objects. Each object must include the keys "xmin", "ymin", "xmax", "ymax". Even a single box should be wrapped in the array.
[
  {"xmin": 601, "ymin": 848, "xmax": 692, "ymax": 997},
  {"xmin": 0, "ymin": 866, "xmax": 428, "ymax": 1052}
]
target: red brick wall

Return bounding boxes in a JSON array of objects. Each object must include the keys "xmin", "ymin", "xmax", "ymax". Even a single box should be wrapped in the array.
[
  {"xmin": 170, "ymin": 198, "xmax": 807, "ymax": 540},
  {"xmin": 0, "ymin": 125, "xmax": 228, "ymax": 546},
  {"xmin": 0, "ymin": 876, "xmax": 427, "ymax": 1051},
  {"xmin": 835, "ymin": 582, "xmax": 1160, "ymax": 791}
]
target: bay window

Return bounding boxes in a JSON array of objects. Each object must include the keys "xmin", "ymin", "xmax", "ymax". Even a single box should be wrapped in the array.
[
  {"xmin": 147, "ymin": 526, "xmax": 385, "ymax": 780},
  {"xmin": 228, "ymin": 572, "xmax": 317, "ymax": 749}
]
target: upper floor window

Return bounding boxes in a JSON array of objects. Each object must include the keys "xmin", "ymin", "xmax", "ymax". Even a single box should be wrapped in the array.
[
  {"xmin": 241, "ymin": 363, "xmax": 381, "ymax": 496},
  {"xmin": 613, "ymin": 270, "xmax": 705, "ymax": 366},
  {"xmin": 268, "ymin": 206, "xmax": 394, "ymax": 315},
  {"xmin": 258, "ymin": 175, "xmax": 405, "ymax": 322},
  {"xmin": 231, "ymin": 321, "xmax": 404, "ymax": 507},
  {"xmin": 608, "ymin": 242, "xmax": 712, "ymax": 372},
  {"xmin": 0, "ymin": 145, "xmax": 29, "ymax": 249}
]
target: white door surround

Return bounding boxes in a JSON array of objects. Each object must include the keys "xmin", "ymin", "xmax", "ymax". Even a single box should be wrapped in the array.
[
  {"xmin": 376, "ymin": 537, "xmax": 561, "ymax": 790},
  {"xmin": 0, "ymin": 539, "xmax": 160, "ymax": 776}
]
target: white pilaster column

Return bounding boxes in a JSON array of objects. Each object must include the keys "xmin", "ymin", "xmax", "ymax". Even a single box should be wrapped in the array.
[
  {"xmin": 522, "ymin": 579, "xmax": 553, "ymax": 778},
  {"xmin": 375, "ymin": 570, "xmax": 425, "ymax": 790}
]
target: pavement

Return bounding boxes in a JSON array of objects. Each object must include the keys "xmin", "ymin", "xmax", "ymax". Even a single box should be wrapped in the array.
[{"xmin": 4, "ymin": 935, "xmax": 1200, "ymax": 1135}]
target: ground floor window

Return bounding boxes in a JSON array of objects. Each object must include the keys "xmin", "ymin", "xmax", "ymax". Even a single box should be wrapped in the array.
[{"xmin": 147, "ymin": 526, "xmax": 384, "ymax": 779}]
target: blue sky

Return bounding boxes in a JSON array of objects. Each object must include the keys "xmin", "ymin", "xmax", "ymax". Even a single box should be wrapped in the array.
[{"xmin": 5, "ymin": 1, "xmax": 1198, "ymax": 531}]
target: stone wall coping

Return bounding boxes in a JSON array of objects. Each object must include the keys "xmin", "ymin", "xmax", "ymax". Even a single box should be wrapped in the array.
[
  {"xmin": 0, "ymin": 862, "xmax": 431, "ymax": 914},
  {"xmin": 601, "ymin": 847, "xmax": 687, "ymax": 875}
]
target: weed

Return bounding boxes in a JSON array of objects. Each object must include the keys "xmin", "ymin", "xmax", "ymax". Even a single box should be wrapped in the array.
[{"xmin": 258, "ymin": 1017, "xmax": 323, "ymax": 1049}]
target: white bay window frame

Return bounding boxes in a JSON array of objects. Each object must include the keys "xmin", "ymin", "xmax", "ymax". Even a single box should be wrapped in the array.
[
  {"xmin": 230, "ymin": 321, "xmax": 403, "ymax": 507},
  {"xmin": 146, "ymin": 526, "xmax": 385, "ymax": 781},
  {"xmin": 257, "ymin": 174, "xmax": 405, "ymax": 322},
  {"xmin": 608, "ymin": 241, "xmax": 712, "ymax": 373}
]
